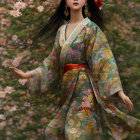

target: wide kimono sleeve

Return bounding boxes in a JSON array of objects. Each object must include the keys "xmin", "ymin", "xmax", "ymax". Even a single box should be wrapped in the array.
[
  {"xmin": 25, "ymin": 27, "xmax": 62, "ymax": 95},
  {"xmin": 86, "ymin": 25, "xmax": 123, "ymax": 98}
]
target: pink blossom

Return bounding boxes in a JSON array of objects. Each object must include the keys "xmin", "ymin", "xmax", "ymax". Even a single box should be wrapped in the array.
[
  {"xmin": 9, "ymin": 10, "xmax": 22, "ymax": 17},
  {"xmin": 6, "ymin": 131, "xmax": 12, "ymax": 136},
  {"xmin": 9, "ymin": 106, "xmax": 17, "ymax": 112},
  {"xmin": 23, "ymin": 102, "xmax": 30, "ymax": 107},
  {"xmin": 29, "ymin": 5, "xmax": 35, "ymax": 9},
  {"xmin": 27, "ymin": 111, "xmax": 35, "ymax": 116},
  {"xmin": 0, "ymin": 7, "xmax": 8, "ymax": 14},
  {"xmin": 1, "ymin": 19, "xmax": 10, "ymax": 25},
  {"xmin": 2, "ymin": 59, "xmax": 12, "ymax": 67},
  {"xmin": 42, "ymin": 1, "xmax": 49, "ymax": 6},
  {"xmin": 3, "ymin": 105, "xmax": 10, "ymax": 111},
  {"xmin": 17, "ymin": 50, "xmax": 31, "ymax": 58},
  {"xmin": 12, "ymin": 56, "xmax": 22, "ymax": 67},
  {"xmin": 12, "ymin": 34, "xmax": 18, "ymax": 41},
  {"xmin": 28, "ymin": 0, "xmax": 34, "ymax": 4},
  {"xmin": 37, "ymin": 6, "xmax": 44, "ymax": 12},
  {"xmin": 2, "ymin": 51, "xmax": 8, "ymax": 55},
  {"xmin": 0, "ymin": 114, "xmax": 6, "ymax": 120},
  {"xmin": 0, "ymin": 47, "xmax": 5, "ymax": 51},
  {"xmin": 14, "ymin": 1, "xmax": 27, "ymax": 10},
  {"xmin": 4, "ymin": 86, "xmax": 15, "ymax": 94},
  {"xmin": 0, "ymin": 91, "xmax": 6, "ymax": 98}
]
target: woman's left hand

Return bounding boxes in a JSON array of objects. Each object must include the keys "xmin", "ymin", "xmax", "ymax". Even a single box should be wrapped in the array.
[{"xmin": 118, "ymin": 90, "xmax": 134, "ymax": 111}]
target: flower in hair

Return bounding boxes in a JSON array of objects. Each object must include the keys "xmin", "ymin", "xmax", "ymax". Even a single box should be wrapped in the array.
[{"xmin": 94, "ymin": 0, "xmax": 104, "ymax": 8}]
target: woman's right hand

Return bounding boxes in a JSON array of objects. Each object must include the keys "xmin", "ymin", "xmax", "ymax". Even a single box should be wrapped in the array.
[{"xmin": 9, "ymin": 67, "xmax": 32, "ymax": 79}]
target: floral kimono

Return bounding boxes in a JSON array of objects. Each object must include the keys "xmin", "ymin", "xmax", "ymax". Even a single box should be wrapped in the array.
[{"xmin": 25, "ymin": 17, "xmax": 140, "ymax": 140}]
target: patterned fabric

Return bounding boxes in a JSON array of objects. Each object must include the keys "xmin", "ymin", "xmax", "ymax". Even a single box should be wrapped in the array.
[
  {"xmin": 25, "ymin": 17, "xmax": 140, "ymax": 139},
  {"xmin": 63, "ymin": 64, "xmax": 90, "ymax": 74}
]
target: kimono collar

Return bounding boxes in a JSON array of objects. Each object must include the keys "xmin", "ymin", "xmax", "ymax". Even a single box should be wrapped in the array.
[{"xmin": 59, "ymin": 17, "xmax": 90, "ymax": 48}]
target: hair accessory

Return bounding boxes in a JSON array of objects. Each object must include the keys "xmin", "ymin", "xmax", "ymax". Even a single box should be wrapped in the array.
[{"xmin": 94, "ymin": 0, "xmax": 103, "ymax": 8}]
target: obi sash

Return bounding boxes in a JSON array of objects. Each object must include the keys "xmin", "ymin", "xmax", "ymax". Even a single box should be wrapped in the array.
[{"xmin": 63, "ymin": 64, "xmax": 90, "ymax": 74}]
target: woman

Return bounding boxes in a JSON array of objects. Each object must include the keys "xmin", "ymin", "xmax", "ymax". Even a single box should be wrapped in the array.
[{"xmin": 10, "ymin": 0, "xmax": 140, "ymax": 139}]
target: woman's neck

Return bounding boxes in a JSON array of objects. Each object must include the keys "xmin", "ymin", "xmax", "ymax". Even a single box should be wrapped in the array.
[{"xmin": 69, "ymin": 11, "xmax": 84, "ymax": 24}]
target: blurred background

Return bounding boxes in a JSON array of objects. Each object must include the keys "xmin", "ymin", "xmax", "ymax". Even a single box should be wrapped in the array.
[{"xmin": 0, "ymin": 0, "xmax": 140, "ymax": 139}]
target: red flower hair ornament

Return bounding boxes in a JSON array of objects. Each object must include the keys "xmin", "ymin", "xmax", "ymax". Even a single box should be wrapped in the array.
[{"xmin": 94, "ymin": 0, "xmax": 104, "ymax": 9}]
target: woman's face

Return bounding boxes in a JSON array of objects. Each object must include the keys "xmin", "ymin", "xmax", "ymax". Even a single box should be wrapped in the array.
[{"xmin": 65, "ymin": 0, "xmax": 86, "ymax": 11}]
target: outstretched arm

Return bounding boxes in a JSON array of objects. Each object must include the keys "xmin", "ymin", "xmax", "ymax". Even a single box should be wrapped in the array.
[{"xmin": 10, "ymin": 26, "xmax": 62, "ymax": 96}]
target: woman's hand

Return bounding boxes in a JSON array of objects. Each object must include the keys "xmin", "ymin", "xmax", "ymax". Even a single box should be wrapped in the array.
[
  {"xmin": 9, "ymin": 66, "xmax": 32, "ymax": 79},
  {"xmin": 118, "ymin": 90, "xmax": 134, "ymax": 111}
]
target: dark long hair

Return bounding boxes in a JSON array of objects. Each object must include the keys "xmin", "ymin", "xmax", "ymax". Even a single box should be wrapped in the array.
[{"xmin": 32, "ymin": 0, "xmax": 106, "ymax": 41}]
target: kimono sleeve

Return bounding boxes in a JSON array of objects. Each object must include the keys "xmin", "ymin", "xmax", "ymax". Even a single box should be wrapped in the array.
[
  {"xmin": 25, "ymin": 27, "xmax": 61, "ymax": 95},
  {"xmin": 86, "ymin": 25, "xmax": 123, "ymax": 98}
]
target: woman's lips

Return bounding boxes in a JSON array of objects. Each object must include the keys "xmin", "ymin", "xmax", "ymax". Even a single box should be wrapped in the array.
[{"xmin": 73, "ymin": 3, "xmax": 79, "ymax": 5}]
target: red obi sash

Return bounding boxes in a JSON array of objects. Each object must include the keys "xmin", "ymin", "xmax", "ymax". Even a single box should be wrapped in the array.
[{"xmin": 63, "ymin": 64, "xmax": 90, "ymax": 74}]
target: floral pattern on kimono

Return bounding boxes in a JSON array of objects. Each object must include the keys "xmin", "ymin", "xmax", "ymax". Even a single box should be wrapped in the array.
[{"xmin": 25, "ymin": 17, "xmax": 140, "ymax": 140}]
